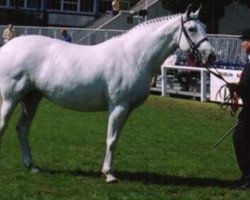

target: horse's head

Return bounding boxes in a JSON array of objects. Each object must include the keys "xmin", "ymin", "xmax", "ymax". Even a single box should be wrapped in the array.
[{"xmin": 177, "ymin": 5, "xmax": 216, "ymax": 65}]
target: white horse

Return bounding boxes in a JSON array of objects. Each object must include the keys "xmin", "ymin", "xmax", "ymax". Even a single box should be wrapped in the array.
[{"xmin": 0, "ymin": 5, "xmax": 215, "ymax": 182}]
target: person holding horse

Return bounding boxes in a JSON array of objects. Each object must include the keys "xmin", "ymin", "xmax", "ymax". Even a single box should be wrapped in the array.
[{"xmin": 227, "ymin": 28, "xmax": 250, "ymax": 189}]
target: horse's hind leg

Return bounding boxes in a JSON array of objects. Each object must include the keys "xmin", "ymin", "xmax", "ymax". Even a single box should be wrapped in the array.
[
  {"xmin": 0, "ymin": 96, "xmax": 19, "ymax": 157},
  {"xmin": 16, "ymin": 91, "xmax": 42, "ymax": 171}
]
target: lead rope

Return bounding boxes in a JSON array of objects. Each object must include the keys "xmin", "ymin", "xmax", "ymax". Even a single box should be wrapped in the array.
[
  {"xmin": 200, "ymin": 63, "xmax": 239, "ymax": 116},
  {"xmin": 215, "ymin": 84, "xmax": 239, "ymax": 116}
]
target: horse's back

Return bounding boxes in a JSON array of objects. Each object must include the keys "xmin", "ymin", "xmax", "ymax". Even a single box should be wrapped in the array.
[{"xmin": 0, "ymin": 35, "xmax": 71, "ymax": 71}]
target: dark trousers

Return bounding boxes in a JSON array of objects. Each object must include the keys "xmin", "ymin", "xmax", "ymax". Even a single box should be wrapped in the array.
[{"xmin": 233, "ymin": 120, "xmax": 250, "ymax": 177}]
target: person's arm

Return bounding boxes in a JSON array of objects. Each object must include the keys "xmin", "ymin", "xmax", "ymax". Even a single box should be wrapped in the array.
[{"xmin": 227, "ymin": 69, "xmax": 245, "ymax": 96}]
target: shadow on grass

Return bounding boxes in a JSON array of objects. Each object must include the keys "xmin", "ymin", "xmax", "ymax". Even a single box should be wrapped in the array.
[
  {"xmin": 116, "ymin": 171, "xmax": 233, "ymax": 188},
  {"xmin": 38, "ymin": 167, "xmax": 233, "ymax": 188}
]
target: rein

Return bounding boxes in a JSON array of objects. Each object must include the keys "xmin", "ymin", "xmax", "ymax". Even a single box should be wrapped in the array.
[
  {"xmin": 205, "ymin": 66, "xmax": 239, "ymax": 116},
  {"xmin": 180, "ymin": 16, "xmax": 239, "ymax": 116}
]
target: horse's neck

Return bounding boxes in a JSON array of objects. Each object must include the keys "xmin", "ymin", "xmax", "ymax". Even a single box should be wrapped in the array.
[{"xmin": 119, "ymin": 16, "xmax": 181, "ymax": 75}]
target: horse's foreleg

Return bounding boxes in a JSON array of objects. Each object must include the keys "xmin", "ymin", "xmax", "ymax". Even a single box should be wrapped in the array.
[
  {"xmin": 16, "ymin": 91, "xmax": 42, "ymax": 172},
  {"xmin": 102, "ymin": 102, "xmax": 130, "ymax": 183}
]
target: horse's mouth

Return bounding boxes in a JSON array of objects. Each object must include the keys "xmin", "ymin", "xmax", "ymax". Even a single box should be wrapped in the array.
[{"xmin": 204, "ymin": 53, "xmax": 216, "ymax": 66}]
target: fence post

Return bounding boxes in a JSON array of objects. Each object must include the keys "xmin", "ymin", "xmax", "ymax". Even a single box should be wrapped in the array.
[
  {"xmin": 53, "ymin": 28, "xmax": 57, "ymax": 38},
  {"xmin": 161, "ymin": 65, "xmax": 167, "ymax": 96},
  {"xmin": 38, "ymin": 28, "xmax": 42, "ymax": 35},
  {"xmin": 200, "ymin": 70, "xmax": 207, "ymax": 102}
]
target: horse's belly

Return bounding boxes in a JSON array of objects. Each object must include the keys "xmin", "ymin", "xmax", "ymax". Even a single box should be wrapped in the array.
[{"xmin": 43, "ymin": 87, "xmax": 108, "ymax": 111}]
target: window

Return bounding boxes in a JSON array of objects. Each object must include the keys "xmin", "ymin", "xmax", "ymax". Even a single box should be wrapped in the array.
[
  {"xmin": 63, "ymin": 0, "xmax": 78, "ymax": 11},
  {"xmin": 47, "ymin": 0, "xmax": 61, "ymax": 10},
  {"xmin": 0, "ymin": 0, "xmax": 18, "ymax": 7},
  {"xmin": 98, "ymin": 0, "xmax": 112, "ymax": 14},
  {"xmin": 0, "ymin": 0, "xmax": 7, "ymax": 6},
  {"xmin": 27, "ymin": 0, "xmax": 41, "ymax": 9},
  {"xmin": 80, "ymin": 0, "xmax": 93, "ymax": 12},
  {"xmin": 18, "ymin": 0, "xmax": 25, "ymax": 8},
  {"xmin": 47, "ymin": 0, "xmax": 96, "ymax": 13},
  {"xmin": 9, "ymin": 0, "xmax": 15, "ymax": 6}
]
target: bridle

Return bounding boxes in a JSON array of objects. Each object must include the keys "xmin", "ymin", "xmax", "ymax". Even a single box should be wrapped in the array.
[
  {"xmin": 179, "ymin": 16, "xmax": 209, "ymax": 62},
  {"xmin": 179, "ymin": 16, "xmax": 228, "ymax": 83},
  {"xmin": 179, "ymin": 16, "xmax": 239, "ymax": 115},
  {"xmin": 179, "ymin": 16, "xmax": 226, "ymax": 81}
]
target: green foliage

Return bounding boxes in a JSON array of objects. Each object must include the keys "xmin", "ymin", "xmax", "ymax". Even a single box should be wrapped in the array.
[
  {"xmin": 161, "ymin": 0, "xmax": 232, "ymax": 13},
  {"xmin": 0, "ymin": 96, "xmax": 249, "ymax": 199},
  {"xmin": 238, "ymin": 0, "xmax": 250, "ymax": 9},
  {"xmin": 161, "ymin": 0, "xmax": 235, "ymax": 33},
  {"xmin": 160, "ymin": 0, "xmax": 250, "ymax": 33}
]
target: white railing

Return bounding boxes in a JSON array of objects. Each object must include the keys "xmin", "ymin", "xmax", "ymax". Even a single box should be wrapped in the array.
[
  {"xmin": 161, "ymin": 65, "xmax": 209, "ymax": 102},
  {"xmin": 0, "ymin": 25, "xmax": 124, "ymax": 45},
  {"xmin": 161, "ymin": 65, "xmax": 244, "ymax": 103}
]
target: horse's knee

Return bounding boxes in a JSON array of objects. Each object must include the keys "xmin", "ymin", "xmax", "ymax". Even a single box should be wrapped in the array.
[{"xmin": 107, "ymin": 137, "xmax": 118, "ymax": 151}]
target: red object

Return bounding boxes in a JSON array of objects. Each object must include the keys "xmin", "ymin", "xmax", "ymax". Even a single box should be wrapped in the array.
[
  {"xmin": 232, "ymin": 92, "xmax": 239, "ymax": 113},
  {"xmin": 187, "ymin": 54, "xmax": 200, "ymax": 66}
]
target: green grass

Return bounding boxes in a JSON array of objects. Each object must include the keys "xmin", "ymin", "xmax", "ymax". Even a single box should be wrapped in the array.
[{"xmin": 0, "ymin": 95, "xmax": 249, "ymax": 200}]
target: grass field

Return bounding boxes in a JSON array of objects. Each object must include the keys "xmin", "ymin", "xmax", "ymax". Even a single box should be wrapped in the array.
[{"xmin": 0, "ymin": 95, "xmax": 249, "ymax": 200}]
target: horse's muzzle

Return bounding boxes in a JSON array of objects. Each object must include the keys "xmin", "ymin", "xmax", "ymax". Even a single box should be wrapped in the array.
[{"xmin": 206, "ymin": 53, "xmax": 216, "ymax": 66}]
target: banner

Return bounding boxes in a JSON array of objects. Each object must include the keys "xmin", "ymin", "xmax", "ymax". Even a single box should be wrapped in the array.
[{"xmin": 210, "ymin": 69, "xmax": 243, "ymax": 103}]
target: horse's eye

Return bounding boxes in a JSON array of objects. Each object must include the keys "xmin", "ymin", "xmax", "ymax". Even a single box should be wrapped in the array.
[{"xmin": 188, "ymin": 27, "xmax": 197, "ymax": 32}]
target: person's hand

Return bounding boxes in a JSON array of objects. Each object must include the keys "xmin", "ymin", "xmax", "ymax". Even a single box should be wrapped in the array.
[{"xmin": 226, "ymin": 83, "xmax": 240, "ymax": 96}]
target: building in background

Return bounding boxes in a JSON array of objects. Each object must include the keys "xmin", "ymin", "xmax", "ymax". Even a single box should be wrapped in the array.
[{"xmin": 0, "ymin": 0, "xmax": 138, "ymax": 27}]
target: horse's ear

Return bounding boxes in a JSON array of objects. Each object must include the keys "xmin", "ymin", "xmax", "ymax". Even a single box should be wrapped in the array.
[
  {"xmin": 192, "ymin": 5, "xmax": 202, "ymax": 17},
  {"xmin": 184, "ymin": 4, "xmax": 193, "ymax": 20}
]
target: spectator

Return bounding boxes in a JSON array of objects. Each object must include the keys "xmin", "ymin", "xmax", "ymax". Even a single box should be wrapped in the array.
[
  {"xmin": 61, "ymin": 29, "xmax": 72, "ymax": 43},
  {"xmin": 2, "ymin": 23, "xmax": 16, "ymax": 44},
  {"xmin": 176, "ymin": 53, "xmax": 201, "ymax": 91},
  {"xmin": 112, "ymin": 0, "xmax": 120, "ymax": 16}
]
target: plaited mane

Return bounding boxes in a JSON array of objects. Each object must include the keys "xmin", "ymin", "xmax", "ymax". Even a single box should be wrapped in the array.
[
  {"xmin": 134, "ymin": 13, "xmax": 182, "ymax": 30},
  {"xmin": 113, "ymin": 13, "xmax": 182, "ymax": 39}
]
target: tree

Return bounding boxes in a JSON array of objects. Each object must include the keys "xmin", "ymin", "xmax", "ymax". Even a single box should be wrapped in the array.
[{"xmin": 160, "ymin": 0, "xmax": 234, "ymax": 33}]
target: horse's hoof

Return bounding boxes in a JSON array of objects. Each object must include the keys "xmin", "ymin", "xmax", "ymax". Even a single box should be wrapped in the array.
[
  {"xmin": 26, "ymin": 164, "xmax": 40, "ymax": 173},
  {"xmin": 105, "ymin": 173, "xmax": 119, "ymax": 183},
  {"xmin": 30, "ymin": 166, "xmax": 39, "ymax": 173}
]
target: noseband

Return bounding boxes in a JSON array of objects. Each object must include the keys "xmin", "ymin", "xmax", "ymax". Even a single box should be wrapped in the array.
[{"xmin": 179, "ymin": 16, "xmax": 208, "ymax": 62}]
